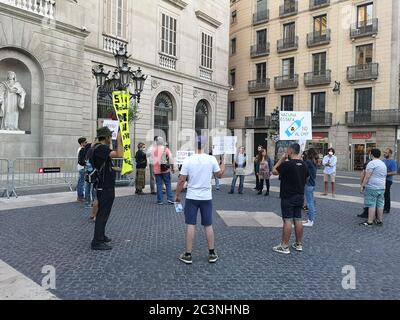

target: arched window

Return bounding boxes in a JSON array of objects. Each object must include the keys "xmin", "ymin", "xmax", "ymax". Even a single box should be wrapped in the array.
[
  {"xmin": 154, "ymin": 92, "xmax": 173, "ymax": 141},
  {"xmin": 195, "ymin": 99, "xmax": 209, "ymax": 136}
]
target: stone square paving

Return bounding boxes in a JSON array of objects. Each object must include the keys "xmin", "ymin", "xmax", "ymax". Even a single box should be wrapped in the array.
[{"xmin": 0, "ymin": 174, "xmax": 399, "ymax": 300}]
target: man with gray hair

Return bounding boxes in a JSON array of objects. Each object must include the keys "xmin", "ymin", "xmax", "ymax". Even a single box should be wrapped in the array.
[{"xmin": 175, "ymin": 136, "xmax": 225, "ymax": 264}]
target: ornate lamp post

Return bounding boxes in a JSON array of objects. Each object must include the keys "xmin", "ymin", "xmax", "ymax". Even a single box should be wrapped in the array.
[{"xmin": 92, "ymin": 45, "xmax": 147, "ymax": 102}]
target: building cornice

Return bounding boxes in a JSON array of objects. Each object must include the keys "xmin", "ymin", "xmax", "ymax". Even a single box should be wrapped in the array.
[
  {"xmin": 162, "ymin": 0, "xmax": 188, "ymax": 10},
  {"xmin": 0, "ymin": 3, "xmax": 89, "ymax": 39},
  {"xmin": 195, "ymin": 10, "xmax": 222, "ymax": 28},
  {"xmin": 84, "ymin": 45, "xmax": 229, "ymax": 91}
]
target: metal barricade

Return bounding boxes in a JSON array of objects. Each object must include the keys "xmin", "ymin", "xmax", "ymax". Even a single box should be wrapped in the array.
[
  {"xmin": 0, "ymin": 159, "xmax": 13, "ymax": 198},
  {"xmin": 113, "ymin": 158, "xmax": 134, "ymax": 186},
  {"xmin": 11, "ymin": 158, "xmax": 79, "ymax": 197}
]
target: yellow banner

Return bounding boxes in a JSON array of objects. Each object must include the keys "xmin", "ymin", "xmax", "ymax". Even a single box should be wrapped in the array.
[{"xmin": 112, "ymin": 91, "xmax": 133, "ymax": 176}]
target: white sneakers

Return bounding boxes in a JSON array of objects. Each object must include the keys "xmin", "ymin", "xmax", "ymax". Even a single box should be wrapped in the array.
[{"xmin": 302, "ymin": 220, "xmax": 314, "ymax": 227}]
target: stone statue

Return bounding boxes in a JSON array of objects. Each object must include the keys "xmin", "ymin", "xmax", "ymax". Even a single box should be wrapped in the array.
[{"xmin": 0, "ymin": 71, "xmax": 26, "ymax": 131}]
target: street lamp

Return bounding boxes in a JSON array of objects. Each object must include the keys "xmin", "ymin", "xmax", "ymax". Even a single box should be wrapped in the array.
[
  {"xmin": 92, "ymin": 45, "xmax": 147, "ymax": 102},
  {"xmin": 271, "ymin": 107, "xmax": 280, "ymax": 129}
]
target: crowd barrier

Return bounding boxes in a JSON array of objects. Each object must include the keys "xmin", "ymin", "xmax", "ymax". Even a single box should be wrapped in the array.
[{"xmin": 0, "ymin": 157, "xmax": 133, "ymax": 198}]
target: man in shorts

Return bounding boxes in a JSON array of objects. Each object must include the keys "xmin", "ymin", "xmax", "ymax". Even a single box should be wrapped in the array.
[
  {"xmin": 175, "ymin": 136, "xmax": 225, "ymax": 264},
  {"xmin": 272, "ymin": 143, "xmax": 309, "ymax": 254},
  {"xmin": 322, "ymin": 148, "xmax": 337, "ymax": 197}
]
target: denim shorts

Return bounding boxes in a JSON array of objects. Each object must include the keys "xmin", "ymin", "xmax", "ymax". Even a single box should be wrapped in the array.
[
  {"xmin": 184, "ymin": 199, "xmax": 213, "ymax": 226},
  {"xmin": 281, "ymin": 194, "xmax": 304, "ymax": 221},
  {"xmin": 364, "ymin": 188, "xmax": 385, "ymax": 209}
]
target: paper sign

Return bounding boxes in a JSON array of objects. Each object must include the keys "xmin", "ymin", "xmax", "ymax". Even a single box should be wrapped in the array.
[
  {"xmin": 213, "ymin": 136, "xmax": 237, "ymax": 155},
  {"xmin": 298, "ymin": 139, "xmax": 307, "ymax": 153},
  {"xmin": 112, "ymin": 91, "xmax": 133, "ymax": 176},
  {"xmin": 279, "ymin": 111, "xmax": 312, "ymax": 141},
  {"xmin": 176, "ymin": 151, "xmax": 195, "ymax": 165},
  {"xmin": 103, "ymin": 120, "xmax": 119, "ymax": 140}
]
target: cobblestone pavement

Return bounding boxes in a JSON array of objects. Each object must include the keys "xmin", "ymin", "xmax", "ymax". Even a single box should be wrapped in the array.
[{"xmin": 0, "ymin": 175, "xmax": 399, "ymax": 300}]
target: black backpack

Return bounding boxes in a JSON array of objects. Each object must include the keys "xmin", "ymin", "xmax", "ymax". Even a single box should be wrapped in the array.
[{"xmin": 85, "ymin": 144, "xmax": 106, "ymax": 185}]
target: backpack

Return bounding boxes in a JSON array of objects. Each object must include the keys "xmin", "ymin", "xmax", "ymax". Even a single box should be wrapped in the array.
[
  {"xmin": 85, "ymin": 144, "xmax": 106, "ymax": 185},
  {"xmin": 160, "ymin": 147, "xmax": 171, "ymax": 172}
]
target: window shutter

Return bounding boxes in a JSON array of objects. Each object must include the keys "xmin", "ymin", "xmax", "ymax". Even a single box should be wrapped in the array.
[{"xmin": 123, "ymin": 0, "xmax": 128, "ymax": 39}]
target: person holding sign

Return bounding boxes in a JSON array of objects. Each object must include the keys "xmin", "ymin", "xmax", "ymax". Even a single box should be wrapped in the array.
[
  {"xmin": 90, "ymin": 127, "xmax": 123, "ymax": 251},
  {"xmin": 229, "ymin": 147, "xmax": 247, "ymax": 195}
]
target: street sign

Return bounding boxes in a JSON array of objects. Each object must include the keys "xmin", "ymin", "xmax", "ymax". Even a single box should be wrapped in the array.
[
  {"xmin": 279, "ymin": 111, "xmax": 312, "ymax": 141},
  {"xmin": 38, "ymin": 167, "xmax": 61, "ymax": 174}
]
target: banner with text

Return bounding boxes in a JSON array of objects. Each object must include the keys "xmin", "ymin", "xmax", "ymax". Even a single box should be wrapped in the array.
[
  {"xmin": 176, "ymin": 151, "xmax": 195, "ymax": 165},
  {"xmin": 103, "ymin": 120, "xmax": 119, "ymax": 140},
  {"xmin": 279, "ymin": 111, "xmax": 312, "ymax": 141},
  {"xmin": 112, "ymin": 91, "xmax": 133, "ymax": 176},
  {"xmin": 212, "ymin": 136, "xmax": 237, "ymax": 155}
]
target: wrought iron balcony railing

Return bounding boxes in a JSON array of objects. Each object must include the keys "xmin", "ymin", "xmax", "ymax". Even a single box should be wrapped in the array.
[
  {"xmin": 274, "ymin": 74, "xmax": 299, "ymax": 90},
  {"xmin": 307, "ymin": 30, "xmax": 331, "ymax": 47},
  {"xmin": 304, "ymin": 70, "xmax": 331, "ymax": 86},
  {"xmin": 253, "ymin": 9, "xmax": 269, "ymax": 25},
  {"xmin": 345, "ymin": 110, "xmax": 400, "ymax": 126},
  {"xmin": 277, "ymin": 36, "xmax": 298, "ymax": 53},
  {"xmin": 245, "ymin": 116, "xmax": 271, "ymax": 128},
  {"xmin": 347, "ymin": 63, "xmax": 379, "ymax": 82},
  {"xmin": 248, "ymin": 78, "xmax": 270, "ymax": 93},
  {"xmin": 312, "ymin": 112, "xmax": 332, "ymax": 127},
  {"xmin": 350, "ymin": 18, "xmax": 378, "ymax": 39},
  {"xmin": 250, "ymin": 43, "xmax": 270, "ymax": 58}
]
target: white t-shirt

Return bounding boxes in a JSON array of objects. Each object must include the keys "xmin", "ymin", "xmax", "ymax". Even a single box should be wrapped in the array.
[{"xmin": 180, "ymin": 153, "xmax": 220, "ymax": 201}]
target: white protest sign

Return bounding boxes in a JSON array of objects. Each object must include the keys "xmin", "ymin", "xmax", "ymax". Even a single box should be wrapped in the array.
[
  {"xmin": 298, "ymin": 139, "xmax": 307, "ymax": 153},
  {"xmin": 279, "ymin": 111, "xmax": 312, "ymax": 141},
  {"xmin": 103, "ymin": 120, "xmax": 120, "ymax": 140},
  {"xmin": 213, "ymin": 136, "xmax": 237, "ymax": 155},
  {"xmin": 176, "ymin": 151, "xmax": 195, "ymax": 165}
]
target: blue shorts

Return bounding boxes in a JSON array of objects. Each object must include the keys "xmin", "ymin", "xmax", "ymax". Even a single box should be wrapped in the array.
[
  {"xmin": 184, "ymin": 199, "xmax": 213, "ymax": 226},
  {"xmin": 364, "ymin": 188, "xmax": 385, "ymax": 209}
]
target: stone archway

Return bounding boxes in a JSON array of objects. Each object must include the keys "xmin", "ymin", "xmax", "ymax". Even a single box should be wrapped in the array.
[
  {"xmin": 154, "ymin": 91, "xmax": 175, "ymax": 142},
  {"xmin": 0, "ymin": 47, "xmax": 44, "ymax": 158}
]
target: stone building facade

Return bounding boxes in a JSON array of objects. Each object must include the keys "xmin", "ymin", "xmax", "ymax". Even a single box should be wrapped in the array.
[
  {"xmin": 0, "ymin": 0, "xmax": 230, "ymax": 159},
  {"xmin": 229, "ymin": 0, "xmax": 400, "ymax": 170}
]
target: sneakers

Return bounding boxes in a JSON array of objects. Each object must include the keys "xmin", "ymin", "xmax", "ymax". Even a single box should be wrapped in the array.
[
  {"xmin": 374, "ymin": 219, "xmax": 383, "ymax": 226},
  {"xmin": 302, "ymin": 220, "xmax": 314, "ymax": 227},
  {"xmin": 228, "ymin": 191, "xmax": 234, "ymax": 194},
  {"xmin": 167, "ymin": 200, "xmax": 174, "ymax": 205},
  {"xmin": 179, "ymin": 253, "xmax": 193, "ymax": 264},
  {"xmin": 208, "ymin": 253, "xmax": 219, "ymax": 263},
  {"xmin": 291, "ymin": 243, "xmax": 303, "ymax": 252},
  {"xmin": 272, "ymin": 244, "xmax": 290, "ymax": 255}
]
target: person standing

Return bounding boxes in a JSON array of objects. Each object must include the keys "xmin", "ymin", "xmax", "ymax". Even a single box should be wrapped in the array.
[
  {"xmin": 175, "ymin": 136, "xmax": 225, "ymax": 264},
  {"xmin": 382, "ymin": 148, "xmax": 398, "ymax": 214},
  {"xmin": 83, "ymin": 140, "xmax": 97, "ymax": 209},
  {"xmin": 76, "ymin": 137, "xmax": 87, "ymax": 202},
  {"xmin": 360, "ymin": 148, "xmax": 387, "ymax": 227},
  {"xmin": 322, "ymin": 148, "xmax": 337, "ymax": 197},
  {"xmin": 257, "ymin": 149, "xmax": 272, "ymax": 196},
  {"xmin": 303, "ymin": 148, "xmax": 318, "ymax": 227},
  {"xmin": 358, "ymin": 160, "xmax": 371, "ymax": 218},
  {"xmin": 272, "ymin": 143, "xmax": 309, "ymax": 254},
  {"xmin": 135, "ymin": 142, "xmax": 147, "ymax": 195},
  {"xmin": 91, "ymin": 127, "xmax": 123, "ymax": 251},
  {"xmin": 146, "ymin": 137, "xmax": 157, "ymax": 195},
  {"xmin": 229, "ymin": 146, "xmax": 247, "ymax": 194},
  {"xmin": 152, "ymin": 136, "xmax": 175, "ymax": 205},
  {"xmin": 253, "ymin": 146, "xmax": 263, "ymax": 190}
]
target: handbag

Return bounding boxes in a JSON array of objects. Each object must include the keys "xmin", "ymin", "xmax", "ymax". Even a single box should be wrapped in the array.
[{"xmin": 160, "ymin": 147, "xmax": 170, "ymax": 172}]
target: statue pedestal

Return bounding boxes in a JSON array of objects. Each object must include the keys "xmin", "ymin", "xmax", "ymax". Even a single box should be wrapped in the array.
[{"xmin": 0, "ymin": 130, "xmax": 27, "ymax": 135}]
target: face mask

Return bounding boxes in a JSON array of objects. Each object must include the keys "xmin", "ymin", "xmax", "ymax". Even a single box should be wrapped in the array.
[{"xmin": 328, "ymin": 152, "xmax": 333, "ymax": 156}]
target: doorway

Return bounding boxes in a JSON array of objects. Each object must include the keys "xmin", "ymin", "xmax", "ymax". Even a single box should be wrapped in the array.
[
  {"xmin": 351, "ymin": 142, "xmax": 376, "ymax": 170},
  {"xmin": 254, "ymin": 133, "xmax": 268, "ymax": 156}
]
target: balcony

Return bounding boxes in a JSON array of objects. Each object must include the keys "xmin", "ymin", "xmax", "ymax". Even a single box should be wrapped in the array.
[
  {"xmin": 250, "ymin": 43, "xmax": 270, "ymax": 58},
  {"xmin": 312, "ymin": 112, "xmax": 332, "ymax": 127},
  {"xmin": 248, "ymin": 79, "xmax": 270, "ymax": 93},
  {"xmin": 0, "ymin": 0, "xmax": 55, "ymax": 18},
  {"xmin": 345, "ymin": 110, "xmax": 400, "ymax": 126},
  {"xmin": 307, "ymin": 30, "xmax": 331, "ymax": 47},
  {"xmin": 245, "ymin": 116, "xmax": 271, "ymax": 128},
  {"xmin": 279, "ymin": 1, "xmax": 298, "ymax": 18},
  {"xmin": 277, "ymin": 36, "xmax": 298, "ymax": 53},
  {"xmin": 304, "ymin": 70, "xmax": 331, "ymax": 86},
  {"xmin": 253, "ymin": 9, "xmax": 269, "ymax": 25},
  {"xmin": 103, "ymin": 35, "xmax": 128, "ymax": 53},
  {"xmin": 199, "ymin": 66, "xmax": 213, "ymax": 81},
  {"xmin": 350, "ymin": 19, "xmax": 378, "ymax": 39},
  {"xmin": 274, "ymin": 74, "xmax": 299, "ymax": 90},
  {"xmin": 347, "ymin": 63, "xmax": 379, "ymax": 82},
  {"xmin": 159, "ymin": 53, "xmax": 177, "ymax": 71},
  {"xmin": 309, "ymin": 0, "xmax": 330, "ymax": 10}
]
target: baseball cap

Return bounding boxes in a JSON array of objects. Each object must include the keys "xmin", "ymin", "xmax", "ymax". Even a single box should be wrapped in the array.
[{"xmin": 97, "ymin": 126, "xmax": 113, "ymax": 139}]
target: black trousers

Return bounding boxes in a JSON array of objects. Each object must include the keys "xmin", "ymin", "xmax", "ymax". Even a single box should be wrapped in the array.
[
  {"xmin": 259, "ymin": 179, "xmax": 270, "ymax": 192},
  {"xmin": 93, "ymin": 188, "xmax": 115, "ymax": 244},
  {"xmin": 384, "ymin": 180, "xmax": 393, "ymax": 212}
]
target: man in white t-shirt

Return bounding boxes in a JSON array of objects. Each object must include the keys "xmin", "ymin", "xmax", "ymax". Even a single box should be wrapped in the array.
[{"xmin": 175, "ymin": 136, "xmax": 225, "ymax": 265}]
